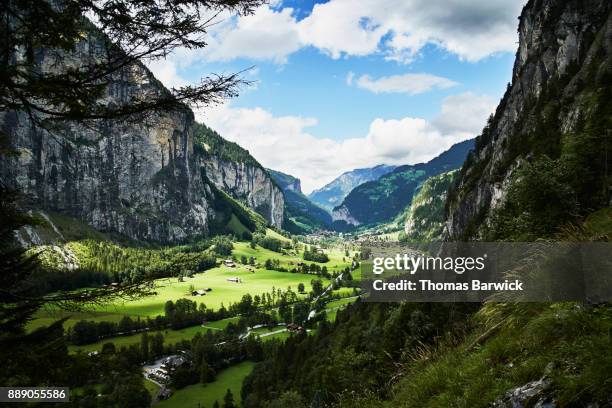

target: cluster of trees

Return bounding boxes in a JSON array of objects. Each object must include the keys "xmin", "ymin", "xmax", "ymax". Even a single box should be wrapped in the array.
[
  {"xmin": 67, "ymin": 299, "xmax": 230, "ymax": 345},
  {"xmin": 211, "ymin": 236, "xmax": 234, "ymax": 256},
  {"xmin": 251, "ymin": 233, "xmax": 291, "ymax": 253},
  {"xmin": 240, "ymin": 255, "xmax": 256, "ymax": 265},
  {"xmin": 73, "ymin": 240, "xmax": 218, "ymax": 286},
  {"xmin": 170, "ymin": 330, "xmax": 264, "ymax": 391},
  {"xmin": 23, "ymin": 239, "xmax": 219, "ymax": 297},
  {"xmin": 263, "ymin": 257, "xmax": 333, "ymax": 278},
  {"xmin": 303, "ymin": 247, "xmax": 329, "ymax": 263},
  {"xmin": 68, "ymin": 285, "xmax": 308, "ymax": 346}
]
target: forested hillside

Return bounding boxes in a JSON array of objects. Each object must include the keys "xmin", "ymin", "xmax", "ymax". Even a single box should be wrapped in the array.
[
  {"xmin": 399, "ymin": 170, "xmax": 458, "ymax": 242},
  {"xmin": 332, "ymin": 139, "xmax": 474, "ymax": 229}
]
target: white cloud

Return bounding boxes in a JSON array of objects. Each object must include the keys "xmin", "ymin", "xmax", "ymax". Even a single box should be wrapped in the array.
[
  {"xmin": 433, "ymin": 92, "xmax": 497, "ymax": 135},
  {"xmin": 354, "ymin": 72, "xmax": 458, "ymax": 95},
  {"xmin": 197, "ymin": 92, "xmax": 496, "ymax": 194},
  {"xmin": 199, "ymin": 0, "xmax": 524, "ymax": 64},
  {"xmin": 204, "ymin": 7, "xmax": 302, "ymax": 64},
  {"xmin": 146, "ymin": 58, "xmax": 188, "ymax": 89}
]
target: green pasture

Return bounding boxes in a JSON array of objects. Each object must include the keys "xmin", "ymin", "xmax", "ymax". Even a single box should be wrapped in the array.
[
  {"xmin": 157, "ymin": 361, "xmax": 255, "ymax": 408},
  {"xmin": 32, "ymin": 264, "xmax": 327, "ymax": 330}
]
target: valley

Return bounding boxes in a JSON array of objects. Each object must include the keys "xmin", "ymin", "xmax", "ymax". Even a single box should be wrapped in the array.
[{"xmin": 1, "ymin": 0, "xmax": 611, "ymax": 407}]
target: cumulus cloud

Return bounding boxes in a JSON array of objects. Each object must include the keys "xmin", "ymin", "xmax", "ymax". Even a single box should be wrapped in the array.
[
  {"xmin": 204, "ymin": 7, "xmax": 302, "ymax": 63},
  {"xmin": 196, "ymin": 92, "xmax": 496, "ymax": 193},
  {"xmin": 146, "ymin": 58, "xmax": 188, "ymax": 89},
  {"xmin": 433, "ymin": 92, "xmax": 497, "ymax": 135},
  {"xmin": 200, "ymin": 0, "xmax": 524, "ymax": 64},
  {"xmin": 354, "ymin": 73, "xmax": 458, "ymax": 95}
]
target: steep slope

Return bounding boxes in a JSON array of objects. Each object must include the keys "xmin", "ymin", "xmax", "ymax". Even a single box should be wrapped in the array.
[
  {"xmin": 0, "ymin": 28, "xmax": 281, "ymax": 243},
  {"xmin": 267, "ymin": 169, "xmax": 332, "ymax": 234},
  {"xmin": 398, "ymin": 170, "xmax": 458, "ymax": 242},
  {"xmin": 266, "ymin": 169, "xmax": 301, "ymax": 193},
  {"xmin": 308, "ymin": 164, "xmax": 396, "ymax": 212},
  {"xmin": 195, "ymin": 124, "xmax": 284, "ymax": 229},
  {"xmin": 333, "ymin": 139, "xmax": 474, "ymax": 228},
  {"xmin": 447, "ymin": 0, "xmax": 612, "ymax": 239}
]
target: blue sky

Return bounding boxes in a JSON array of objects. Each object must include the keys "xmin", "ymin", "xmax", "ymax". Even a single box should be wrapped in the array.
[{"xmin": 147, "ymin": 0, "xmax": 525, "ymax": 192}]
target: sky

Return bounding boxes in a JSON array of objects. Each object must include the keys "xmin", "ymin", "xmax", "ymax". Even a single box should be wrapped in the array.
[{"xmin": 146, "ymin": 0, "xmax": 526, "ymax": 193}]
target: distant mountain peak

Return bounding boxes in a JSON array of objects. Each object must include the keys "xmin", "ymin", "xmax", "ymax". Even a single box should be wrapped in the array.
[{"xmin": 308, "ymin": 164, "xmax": 397, "ymax": 212}]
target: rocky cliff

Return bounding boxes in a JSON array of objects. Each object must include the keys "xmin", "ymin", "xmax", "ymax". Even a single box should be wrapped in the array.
[
  {"xmin": 194, "ymin": 124, "xmax": 284, "ymax": 229},
  {"xmin": 447, "ymin": 0, "xmax": 612, "ymax": 239},
  {"xmin": 202, "ymin": 158, "xmax": 283, "ymax": 228},
  {"xmin": 1, "ymin": 31, "xmax": 282, "ymax": 242}
]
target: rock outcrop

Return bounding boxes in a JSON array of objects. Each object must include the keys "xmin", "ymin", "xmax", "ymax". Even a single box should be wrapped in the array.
[
  {"xmin": 447, "ymin": 0, "xmax": 612, "ymax": 238},
  {"xmin": 202, "ymin": 158, "xmax": 284, "ymax": 228}
]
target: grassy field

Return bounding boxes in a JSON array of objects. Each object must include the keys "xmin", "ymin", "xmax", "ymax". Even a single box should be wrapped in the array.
[
  {"xmin": 32, "ymin": 264, "xmax": 327, "ymax": 330},
  {"xmin": 325, "ymin": 296, "xmax": 359, "ymax": 322},
  {"xmin": 325, "ymin": 296, "xmax": 359, "ymax": 310},
  {"xmin": 69, "ymin": 317, "xmax": 241, "ymax": 353},
  {"xmin": 144, "ymin": 379, "xmax": 161, "ymax": 400},
  {"xmin": 265, "ymin": 228, "xmax": 291, "ymax": 243},
  {"xmin": 157, "ymin": 361, "xmax": 255, "ymax": 408}
]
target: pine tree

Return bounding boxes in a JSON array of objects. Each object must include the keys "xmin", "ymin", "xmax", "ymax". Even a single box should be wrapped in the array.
[{"xmin": 222, "ymin": 389, "xmax": 235, "ymax": 408}]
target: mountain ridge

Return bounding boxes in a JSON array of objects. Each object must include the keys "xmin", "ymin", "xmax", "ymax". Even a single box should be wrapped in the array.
[
  {"xmin": 308, "ymin": 164, "xmax": 396, "ymax": 212},
  {"xmin": 446, "ymin": 0, "xmax": 612, "ymax": 240},
  {"xmin": 332, "ymin": 139, "xmax": 475, "ymax": 228}
]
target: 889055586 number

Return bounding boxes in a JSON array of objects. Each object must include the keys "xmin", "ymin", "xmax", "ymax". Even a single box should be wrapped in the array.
[{"xmin": 0, "ymin": 387, "xmax": 69, "ymax": 402}]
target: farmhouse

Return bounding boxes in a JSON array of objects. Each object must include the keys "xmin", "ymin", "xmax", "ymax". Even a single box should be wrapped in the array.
[
  {"xmin": 224, "ymin": 259, "xmax": 236, "ymax": 267},
  {"xmin": 227, "ymin": 277, "xmax": 241, "ymax": 283}
]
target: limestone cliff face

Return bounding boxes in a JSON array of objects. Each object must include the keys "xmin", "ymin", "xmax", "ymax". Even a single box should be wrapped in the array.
[
  {"xmin": 446, "ymin": 0, "xmax": 612, "ymax": 238},
  {"xmin": 202, "ymin": 157, "xmax": 284, "ymax": 228},
  {"xmin": 1, "ymin": 66, "xmax": 212, "ymax": 242},
  {"xmin": 1, "ymin": 29, "xmax": 282, "ymax": 242}
]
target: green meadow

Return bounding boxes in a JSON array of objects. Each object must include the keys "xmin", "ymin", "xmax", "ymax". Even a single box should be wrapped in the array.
[
  {"xmin": 157, "ymin": 361, "xmax": 255, "ymax": 408},
  {"xmin": 69, "ymin": 317, "xmax": 241, "ymax": 354},
  {"xmin": 32, "ymin": 264, "xmax": 327, "ymax": 329}
]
